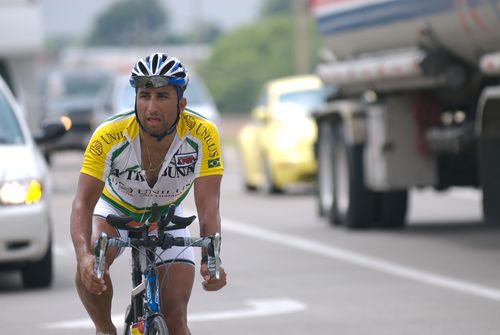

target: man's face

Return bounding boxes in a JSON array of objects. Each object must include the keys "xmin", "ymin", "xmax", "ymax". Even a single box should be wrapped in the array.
[{"xmin": 136, "ymin": 85, "xmax": 186, "ymax": 136}]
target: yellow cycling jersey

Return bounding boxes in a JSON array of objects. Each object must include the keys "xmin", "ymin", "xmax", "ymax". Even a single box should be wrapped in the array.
[{"xmin": 80, "ymin": 108, "xmax": 224, "ymax": 220}]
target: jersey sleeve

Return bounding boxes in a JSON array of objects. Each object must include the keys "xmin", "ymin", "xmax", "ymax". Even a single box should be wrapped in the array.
[
  {"xmin": 196, "ymin": 121, "xmax": 224, "ymax": 177},
  {"xmin": 80, "ymin": 127, "xmax": 110, "ymax": 181}
]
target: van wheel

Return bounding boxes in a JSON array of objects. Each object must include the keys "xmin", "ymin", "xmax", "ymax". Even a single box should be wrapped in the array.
[{"xmin": 22, "ymin": 242, "xmax": 53, "ymax": 288}]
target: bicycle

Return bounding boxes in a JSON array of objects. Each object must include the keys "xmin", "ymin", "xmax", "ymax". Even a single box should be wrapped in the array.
[{"xmin": 94, "ymin": 203, "xmax": 221, "ymax": 335}]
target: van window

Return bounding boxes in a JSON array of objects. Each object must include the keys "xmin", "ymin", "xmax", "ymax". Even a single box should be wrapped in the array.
[{"xmin": 0, "ymin": 91, "xmax": 24, "ymax": 144}]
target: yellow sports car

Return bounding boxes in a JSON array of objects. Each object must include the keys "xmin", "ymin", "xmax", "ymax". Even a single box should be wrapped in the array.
[{"xmin": 238, "ymin": 75, "xmax": 326, "ymax": 193}]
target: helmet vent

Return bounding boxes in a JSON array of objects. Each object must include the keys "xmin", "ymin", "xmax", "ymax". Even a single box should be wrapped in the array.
[
  {"xmin": 138, "ymin": 62, "xmax": 150, "ymax": 75},
  {"xmin": 151, "ymin": 54, "xmax": 159, "ymax": 73}
]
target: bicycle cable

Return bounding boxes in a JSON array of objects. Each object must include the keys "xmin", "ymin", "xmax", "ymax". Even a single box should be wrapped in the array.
[{"xmin": 156, "ymin": 237, "xmax": 204, "ymax": 290}]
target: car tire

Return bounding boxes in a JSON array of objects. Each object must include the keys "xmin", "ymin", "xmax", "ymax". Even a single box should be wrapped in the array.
[
  {"xmin": 43, "ymin": 150, "xmax": 52, "ymax": 165},
  {"xmin": 262, "ymin": 158, "xmax": 282, "ymax": 194},
  {"xmin": 244, "ymin": 183, "xmax": 258, "ymax": 192},
  {"xmin": 22, "ymin": 242, "xmax": 53, "ymax": 288}
]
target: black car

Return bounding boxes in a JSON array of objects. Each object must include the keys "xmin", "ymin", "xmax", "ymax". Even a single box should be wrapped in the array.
[{"xmin": 38, "ymin": 68, "xmax": 113, "ymax": 162}]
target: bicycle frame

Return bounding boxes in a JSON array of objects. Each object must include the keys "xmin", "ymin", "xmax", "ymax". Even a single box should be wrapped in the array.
[{"xmin": 127, "ymin": 234, "xmax": 162, "ymax": 334}]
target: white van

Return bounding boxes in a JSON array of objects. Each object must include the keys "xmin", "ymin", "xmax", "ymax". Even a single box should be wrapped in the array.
[{"xmin": 0, "ymin": 75, "xmax": 65, "ymax": 288}]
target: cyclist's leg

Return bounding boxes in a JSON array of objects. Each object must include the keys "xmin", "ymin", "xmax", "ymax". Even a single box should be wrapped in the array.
[
  {"xmin": 75, "ymin": 215, "xmax": 121, "ymax": 335},
  {"xmin": 158, "ymin": 262, "xmax": 195, "ymax": 335}
]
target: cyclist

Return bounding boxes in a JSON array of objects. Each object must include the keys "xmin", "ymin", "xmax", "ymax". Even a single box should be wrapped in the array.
[{"xmin": 70, "ymin": 52, "xmax": 227, "ymax": 335}]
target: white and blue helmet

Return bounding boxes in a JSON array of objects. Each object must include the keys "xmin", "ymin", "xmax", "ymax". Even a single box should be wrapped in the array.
[{"xmin": 129, "ymin": 52, "xmax": 189, "ymax": 91}]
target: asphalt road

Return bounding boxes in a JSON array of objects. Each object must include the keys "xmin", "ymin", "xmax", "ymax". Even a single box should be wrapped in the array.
[{"xmin": 1, "ymin": 144, "xmax": 499, "ymax": 335}]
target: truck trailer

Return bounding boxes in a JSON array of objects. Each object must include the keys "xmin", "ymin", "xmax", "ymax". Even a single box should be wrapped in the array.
[
  {"xmin": 0, "ymin": 0, "xmax": 44, "ymax": 129},
  {"xmin": 309, "ymin": 0, "xmax": 500, "ymax": 228}
]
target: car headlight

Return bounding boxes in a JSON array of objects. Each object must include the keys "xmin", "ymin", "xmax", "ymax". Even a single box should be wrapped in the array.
[{"xmin": 0, "ymin": 180, "xmax": 43, "ymax": 205}]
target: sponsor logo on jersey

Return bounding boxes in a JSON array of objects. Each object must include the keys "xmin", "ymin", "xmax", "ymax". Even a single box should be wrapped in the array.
[
  {"xmin": 175, "ymin": 152, "xmax": 198, "ymax": 168},
  {"xmin": 184, "ymin": 115, "xmax": 196, "ymax": 129},
  {"xmin": 100, "ymin": 131, "xmax": 124, "ymax": 144},
  {"xmin": 195, "ymin": 123, "xmax": 219, "ymax": 157},
  {"xmin": 109, "ymin": 176, "xmax": 191, "ymax": 198},
  {"xmin": 162, "ymin": 164, "xmax": 195, "ymax": 178},
  {"xmin": 208, "ymin": 158, "xmax": 221, "ymax": 168},
  {"xmin": 90, "ymin": 140, "xmax": 104, "ymax": 156}
]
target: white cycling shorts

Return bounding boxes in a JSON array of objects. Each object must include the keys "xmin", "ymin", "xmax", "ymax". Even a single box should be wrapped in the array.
[{"xmin": 93, "ymin": 198, "xmax": 195, "ymax": 266}]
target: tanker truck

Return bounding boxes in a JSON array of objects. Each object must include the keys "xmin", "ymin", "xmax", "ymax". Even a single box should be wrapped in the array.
[{"xmin": 309, "ymin": 0, "xmax": 500, "ymax": 228}]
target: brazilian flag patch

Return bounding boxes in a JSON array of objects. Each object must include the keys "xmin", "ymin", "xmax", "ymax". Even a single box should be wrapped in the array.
[{"xmin": 208, "ymin": 158, "xmax": 220, "ymax": 168}]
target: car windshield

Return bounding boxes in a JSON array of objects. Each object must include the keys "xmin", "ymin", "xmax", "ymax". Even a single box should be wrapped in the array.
[
  {"xmin": 278, "ymin": 89, "xmax": 326, "ymax": 114},
  {"xmin": 0, "ymin": 92, "xmax": 24, "ymax": 144},
  {"xmin": 272, "ymin": 89, "xmax": 326, "ymax": 121},
  {"xmin": 64, "ymin": 73, "xmax": 108, "ymax": 97}
]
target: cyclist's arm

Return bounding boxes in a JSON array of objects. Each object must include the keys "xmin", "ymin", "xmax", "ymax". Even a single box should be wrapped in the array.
[
  {"xmin": 70, "ymin": 173, "xmax": 105, "ymax": 261},
  {"xmin": 193, "ymin": 174, "xmax": 226, "ymax": 290},
  {"xmin": 194, "ymin": 174, "xmax": 222, "ymax": 242}
]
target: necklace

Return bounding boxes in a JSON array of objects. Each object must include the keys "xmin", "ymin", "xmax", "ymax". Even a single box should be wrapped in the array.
[{"xmin": 141, "ymin": 133, "xmax": 166, "ymax": 175}]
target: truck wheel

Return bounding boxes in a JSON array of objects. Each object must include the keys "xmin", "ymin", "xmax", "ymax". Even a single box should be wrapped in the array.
[
  {"xmin": 375, "ymin": 190, "xmax": 408, "ymax": 228},
  {"xmin": 22, "ymin": 242, "xmax": 53, "ymax": 288},
  {"xmin": 317, "ymin": 122, "xmax": 335, "ymax": 218},
  {"xmin": 479, "ymin": 138, "xmax": 500, "ymax": 224},
  {"xmin": 333, "ymin": 124, "xmax": 375, "ymax": 228},
  {"xmin": 318, "ymin": 121, "xmax": 375, "ymax": 228}
]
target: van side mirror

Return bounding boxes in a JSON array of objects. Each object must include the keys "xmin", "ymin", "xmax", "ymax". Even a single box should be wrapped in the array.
[{"xmin": 34, "ymin": 121, "xmax": 67, "ymax": 144}]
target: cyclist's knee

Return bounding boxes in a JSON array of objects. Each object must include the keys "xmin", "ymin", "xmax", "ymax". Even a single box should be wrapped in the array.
[{"xmin": 164, "ymin": 305, "xmax": 189, "ymax": 330}]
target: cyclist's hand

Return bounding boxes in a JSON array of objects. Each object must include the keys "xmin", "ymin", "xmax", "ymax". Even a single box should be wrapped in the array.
[
  {"xmin": 201, "ymin": 263, "xmax": 227, "ymax": 291},
  {"xmin": 77, "ymin": 253, "xmax": 108, "ymax": 295}
]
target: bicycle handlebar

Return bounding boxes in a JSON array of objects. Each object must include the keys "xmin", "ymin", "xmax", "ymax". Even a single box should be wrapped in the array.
[
  {"xmin": 94, "ymin": 231, "xmax": 221, "ymax": 280},
  {"xmin": 94, "ymin": 233, "xmax": 221, "ymax": 279},
  {"xmin": 95, "ymin": 204, "xmax": 221, "ymax": 280}
]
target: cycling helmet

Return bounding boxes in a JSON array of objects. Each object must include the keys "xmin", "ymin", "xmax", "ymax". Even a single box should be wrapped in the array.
[
  {"xmin": 130, "ymin": 52, "xmax": 189, "ymax": 141},
  {"xmin": 129, "ymin": 52, "xmax": 189, "ymax": 91}
]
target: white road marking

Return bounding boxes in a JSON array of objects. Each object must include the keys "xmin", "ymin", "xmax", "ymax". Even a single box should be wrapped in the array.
[
  {"xmin": 223, "ymin": 219, "xmax": 500, "ymax": 302},
  {"xmin": 188, "ymin": 298, "xmax": 306, "ymax": 322},
  {"xmin": 40, "ymin": 298, "xmax": 306, "ymax": 329}
]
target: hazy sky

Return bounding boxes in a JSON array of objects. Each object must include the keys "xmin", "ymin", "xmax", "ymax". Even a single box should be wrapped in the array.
[{"xmin": 40, "ymin": 0, "xmax": 264, "ymax": 38}]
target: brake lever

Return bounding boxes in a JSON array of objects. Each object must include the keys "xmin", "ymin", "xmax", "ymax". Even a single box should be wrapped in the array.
[
  {"xmin": 94, "ymin": 232, "xmax": 108, "ymax": 279},
  {"xmin": 207, "ymin": 233, "xmax": 221, "ymax": 280}
]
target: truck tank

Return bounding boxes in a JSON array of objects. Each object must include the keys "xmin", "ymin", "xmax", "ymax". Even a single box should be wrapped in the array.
[{"xmin": 310, "ymin": 0, "xmax": 500, "ymax": 64}]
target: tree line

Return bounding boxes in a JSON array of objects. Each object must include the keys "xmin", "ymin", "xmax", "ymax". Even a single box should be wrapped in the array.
[{"xmin": 74, "ymin": 0, "xmax": 323, "ymax": 114}]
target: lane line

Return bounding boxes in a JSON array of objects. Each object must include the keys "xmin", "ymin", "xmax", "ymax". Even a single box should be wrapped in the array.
[
  {"xmin": 223, "ymin": 219, "xmax": 500, "ymax": 302},
  {"xmin": 40, "ymin": 298, "xmax": 306, "ymax": 329}
]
